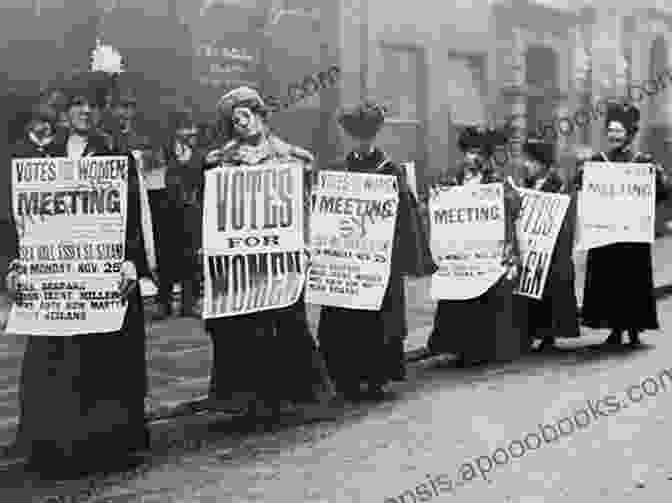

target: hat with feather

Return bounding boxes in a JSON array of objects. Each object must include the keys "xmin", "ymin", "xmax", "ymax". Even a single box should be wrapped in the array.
[
  {"xmin": 59, "ymin": 70, "xmax": 115, "ymax": 109},
  {"xmin": 337, "ymin": 99, "xmax": 387, "ymax": 140}
]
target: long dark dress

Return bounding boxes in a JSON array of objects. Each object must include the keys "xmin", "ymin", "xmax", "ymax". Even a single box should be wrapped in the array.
[
  {"xmin": 12, "ymin": 133, "xmax": 149, "ymax": 477},
  {"xmin": 204, "ymin": 135, "xmax": 332, "ymax": 411},
  {"xmin": 578, "ymin": 149, "xmax": 663, "ymax": 331},
  {"xmin": 427, "ymin": 172, "xmax": 527, "ymax": 364},
  {"xmin": 521, "ymin": 172, "xmax": 580, "ymax": 342},
  {"xmin": 317, "ymin": 148, "xmax": 420, "ymax": 393}
]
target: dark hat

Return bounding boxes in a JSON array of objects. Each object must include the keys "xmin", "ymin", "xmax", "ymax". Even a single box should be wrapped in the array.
[
  {"xmin": 60, "ymin": 71, "xmax": 114, "ymax": 109},
  {"xmin": 216, "ymin": 86, "xmax": 268, "ymax": 120},
  {"xmin": 484, "ymin": 127, "xmax": 510, "ymax": 148},
  {"xmin": 605, "ymin": 101, "xmax": 640, "ymax": 134},
  {"xmin": 457, "ymin": 126, "xmax": 487, "ymax": 152},
  {"xmin": 170, "ymin": 108, "xmax": 197, "ymax": 133},
  {"xmin": 337, "ymin": 100, "xmax": 386, "ymax": 140},
  {"xmin": 523, "ymin": 133, "xmax": 555, "ymax": 166}
]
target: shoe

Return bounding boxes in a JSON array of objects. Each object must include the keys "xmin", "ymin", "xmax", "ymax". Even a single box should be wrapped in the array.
[
  {"xmin": 604, "ymin": 330, "xmax": 623, "ymax": 345},
  {"xmin": 628, "ymin": 330, "xmax": 642, "ymax": 347},
  {"xmin": 535, "ymin": 337, "xmax": 556, "ymax": 352}
]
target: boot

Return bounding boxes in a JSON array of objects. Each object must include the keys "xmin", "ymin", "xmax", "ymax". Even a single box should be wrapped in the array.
[
  {"xmin": 627, "ymin": 330, "xmax": 642, "ymax": 347},
  {"xmin": 604, "ymin": 329, "xmax": 623, "ymax": 345}
]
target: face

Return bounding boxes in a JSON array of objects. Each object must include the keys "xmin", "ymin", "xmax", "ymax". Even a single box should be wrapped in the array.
[
  {"xmin": 28, "ymin": 119, "xmax": 53, "ymax": 141},
  {"xmin": 176, "ymin": 127, "xmax": 198, "ymax": 148},
  {"xmin": 524, "ymin": 158, "xmax": 543, "ymax": 178},
  {"xmin": 464, "ymin": 147, "xmax": 484, "ymax": 163},
  {"xmin": 607, "ymin": 120, "xmax": 628, "ymax": 149},
  {"xmin": 67, "ymin": 96, "xmax": 92, "ymax": 133},
  {"xmin": 231, "ymin": 106, "xmax": 264, "ymax": 139},
  {"xmin": 462, "ymin": 162, "xmax": 483, "ymax": 184}
]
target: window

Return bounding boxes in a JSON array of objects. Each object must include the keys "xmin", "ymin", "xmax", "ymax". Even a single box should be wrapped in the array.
[{"xmin": 377, "ymin": 45, "xmax": 420, "ymax": 122}]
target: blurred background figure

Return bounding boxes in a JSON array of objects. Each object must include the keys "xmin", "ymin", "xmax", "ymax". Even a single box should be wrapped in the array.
[{"xmin": 163, "ymin": 109, "xmax": 204, "ymax": 318}]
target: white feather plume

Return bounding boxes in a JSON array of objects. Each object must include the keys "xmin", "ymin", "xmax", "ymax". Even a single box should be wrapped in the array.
[{"xmin": 90, "ymin": 39, "xmax": 125, "ymax": 74}]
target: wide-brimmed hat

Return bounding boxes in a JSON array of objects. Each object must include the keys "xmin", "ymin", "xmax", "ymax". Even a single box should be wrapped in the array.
[
  {"xmin": 60, "ymin": 71, "xmax": 115, "ymax": 109},
  {"xmin": 215, "ymin": 86, "xmax": 268, "ymax": 120},
  {"xmin": 337, "ymin": 100, "xmax": 386, "ymax": 140},
  {"xmin": 605, "ymin": 101, "xmax": 640, "ymax": 135},
  {"xmin": 523, "ymin": 133, "xmax": 555, "ymax": 167},
  {"xmin": 457, "ymin": 126, "xmax": 488, "ymax": 153}
]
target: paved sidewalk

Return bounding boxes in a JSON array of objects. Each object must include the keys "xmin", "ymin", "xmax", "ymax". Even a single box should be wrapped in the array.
[{"xmin": 3, "ymin": 234, "xmax": 672, "ymax": 457}]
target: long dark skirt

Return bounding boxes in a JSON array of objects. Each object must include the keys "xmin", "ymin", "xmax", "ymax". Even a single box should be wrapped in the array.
[
  {"xmin": 581, "ymin": 242, "xmax": 659, "ymax": 331},
  {"xmin": 317, "ymin": 273, "xmax": 407, "ymax": 393},
  {"xmin": 428, "ymin": 276, "xmax": 526, "ymax": 364},
  {"xmin": 207, "ymin": 295, "xmax": 330, "ymax": 406},
  {"xmin": 527, "ymin": 207, "xmax": 581, "ymax": 341},
  {"xmin": 16, "ymin": 288, "xmax": 148, "ymax": 477}
]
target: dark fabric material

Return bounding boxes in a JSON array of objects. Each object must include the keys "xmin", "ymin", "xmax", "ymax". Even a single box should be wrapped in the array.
[
  {"xmin": 429, "ymin": 276, "xmax": 527, "ymax": 363},
  {"xmin": 316, "ymin": 148, "xmax": 414, "ymax": 390},
  {"xmin": 522, "ymin": 175, "xmax": 580, "ymax": 340},
  {"xmin": 13, "ymin": 135, "xmax": 149, "ymax": 475},
  {"xmin": 204, "ymin": 134, "xmax": 331, "ymax": 404},
  {"xmin": 579, "ymin": 150, "xmax": 659, "ymax": 331},
  {"xmin": 427, "ymin": 175, "xmax": 525, "ymax": 363},
  {"xmin": 207, "ymin": 311, "xmax": 281, "ymax": 407}
]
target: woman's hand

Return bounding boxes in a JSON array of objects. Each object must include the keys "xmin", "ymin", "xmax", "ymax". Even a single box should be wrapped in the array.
[
  {"xmin": 119, "ymin": 261, "xmax": 139, "ymax": 300},
  {"xmin": 5, "ymin": 260, "xmax": 27, "ymax": 301},
  {"xmin": 205, "ymin": 148, "xmax": 224, "ymax": 166}
]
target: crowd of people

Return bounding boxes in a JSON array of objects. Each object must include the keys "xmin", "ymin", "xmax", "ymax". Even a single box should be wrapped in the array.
[{"xmin": 1, "ymin": 67, "xmax": 668, "ymax": 480}]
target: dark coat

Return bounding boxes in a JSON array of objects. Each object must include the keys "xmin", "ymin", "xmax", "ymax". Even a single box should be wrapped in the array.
[
  {"xmin": 427, "ymin": 167, "xmax": 527, "ymax": 363},
  {"xmin": 12, "ymin": 132, "xmax": 149, "ymax": 476},
  {"xmin": 577, "ymin": 149, "xmax": 660, "ymax": 331},
  {"xmin": 521, "ymin": 171, "xmax": 580, "ymax": 340},
  {"xmin": 317, "ymin": 148, "xmax": 424, "ymax": 390}
]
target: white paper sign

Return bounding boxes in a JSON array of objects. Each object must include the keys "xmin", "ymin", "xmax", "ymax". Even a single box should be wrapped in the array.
[
  {"xmin": 514, "ymin": 188, "xmax": 570, "ymax": 299},
  {"xmin": 202, "ymin": 161, "xmax": 306, "ymax": 318},
  {"xmin": 429, "ymin": 183, "xmax": 506, "ymax": 300},
  {"xmin": 6, "ymin": 156, "xmax": 128, "ymax": 336},
  {"xmin": 306, "ymin": 170, "xmax": 399, "ymax": 310},
  {"xmin": 576, "ymin": 162, "xmax": 655, "ymax": 250}
]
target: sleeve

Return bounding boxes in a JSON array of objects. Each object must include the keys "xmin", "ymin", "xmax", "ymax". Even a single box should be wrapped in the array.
[
  {"xmin": 394, "ymin": 165, "xmax": 437, "ymax": 277},
  {"xmin": 503, "ymin": 182, "xmax": 522, "ymax": 264},
  {"xmin": 124, "ymin": 155, "xmax": 151, "ymax": 278},
  {"xmin": 654, "ymin": 161, "xmax": 669, "ymax": 202}
]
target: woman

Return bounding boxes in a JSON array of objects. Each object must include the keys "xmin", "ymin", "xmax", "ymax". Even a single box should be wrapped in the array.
[
  {"xmin": 521, "ymin": 134, "xmax": 580, "ymax": 351},
  {"xmin": 576, "ymin": 101, "xmax": 667, "ymax": 346},
  {"xmin": 203, "ymin": 86, "xmax": 333, "ymax": 418},
  {"xmin": 317, "ymin": 100, "xmax": 429, "ymax": 401},
  {"xmin": 7, "ymin": 73, "xmax": 150, "ymax": 478},
  {"xmin": 162, "ymin": 110, "xmax": 203, "ymax": 318},
  {"xmin": 427, "ymin": 127, "xmax": 525, "ymax": 367}
]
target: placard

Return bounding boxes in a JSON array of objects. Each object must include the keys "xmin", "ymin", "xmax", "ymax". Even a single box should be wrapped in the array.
[
  {"xmin": 5, "ymin": 156, "xmax": 128, "ymax": 336},
  {"xmin": 202, "ymin": 161, "xmax": 305, "ymax": 318},
  {"xmin": 576, "ymin": 162, "xmax": 655, "ymax": 250},
  {"xmin": 514, "ymin": 188, "xmax": 570, "ymax": 299},
  {"xmin": 306, "ymin": 170, "xmax": 399, "ymax": 310},
  {"xmin": 429, "ymin": 183, "xmax": 506, "ymax": 300}
]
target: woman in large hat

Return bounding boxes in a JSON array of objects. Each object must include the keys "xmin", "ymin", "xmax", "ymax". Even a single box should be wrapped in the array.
[
  {"xmin": 203, "ymin": 86, "xmax": 334, "ymax": 419},
  {"xmin": 576, "ymin": 101, "xmax": 668, "ymax": 346},
  {"xmin": 316, "ymin": 100, "xmax": 432, "ymax": 400},
  {"xmin": 6, "ymin": 71, "xmax": 151, "ymax": 478},
  {"xmin": 521, "ymin": 134, "xmax": 581, "ymax": 351},
  {"xmin": 427, "ymin": 126, "xmax": 525, "ymax": 366}
]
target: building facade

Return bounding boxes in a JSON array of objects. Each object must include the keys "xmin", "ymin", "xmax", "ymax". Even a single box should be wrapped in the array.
[{"xmin": 2, "ymin": 0, "xmax": 672, "ymax": 200}]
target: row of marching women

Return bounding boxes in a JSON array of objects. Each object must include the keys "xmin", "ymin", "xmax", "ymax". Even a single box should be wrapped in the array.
[
  {"xmin": 427, "ymin": 98, "xmax": 667, "ymax": 368},
  {"xmin": 2, "ymin": 65, "xmax": 668, "ymax": 481}
]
